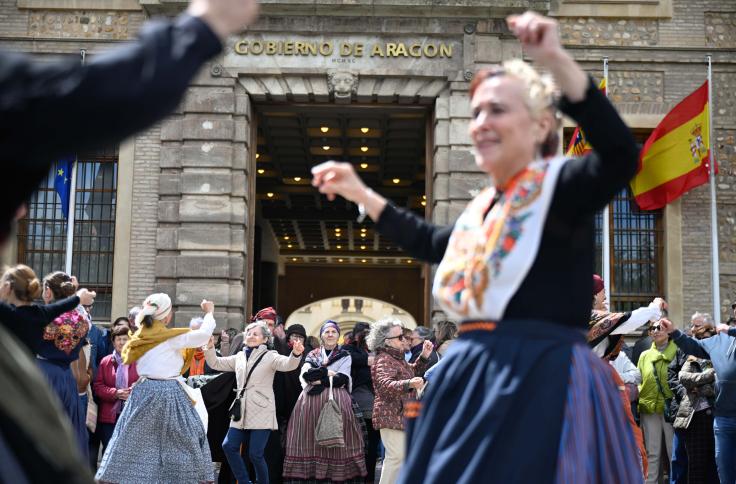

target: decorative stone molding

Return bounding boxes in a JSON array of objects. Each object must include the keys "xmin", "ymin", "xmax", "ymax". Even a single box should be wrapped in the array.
[
  {"xmin": 550, "ymin": 0, "xmax": 673, "ymax": 19},
  {"xmin": 140, "ymin": 0, "xmax": 548, "ymax": 18},
  {"xmin": 28, "ymin": 10, "xmax": 133, "ymax": 39},
  {"xmin": 236, "ymin": 74, "xmax": 447, "ymax": 104},
  {"xmin": 18, "ymin": 0, "xmax": 141, "ymax": 10},
  {"xmin": 327, "ymin": 70, "xmax": 358, "ymax": 104}
]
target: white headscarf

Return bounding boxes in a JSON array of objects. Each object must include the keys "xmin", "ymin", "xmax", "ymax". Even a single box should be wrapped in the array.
[{"xmin": 135, "ymin": 293, "xmax": 172, "ymax": 326}]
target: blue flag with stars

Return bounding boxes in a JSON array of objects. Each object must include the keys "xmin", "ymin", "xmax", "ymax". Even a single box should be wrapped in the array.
[{"xmin": 54, "ymin": 158, "xmax": 75, "ymax": 219}]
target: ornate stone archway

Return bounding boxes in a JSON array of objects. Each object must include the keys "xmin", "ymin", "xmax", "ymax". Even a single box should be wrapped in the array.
[{"xmin": 285, "ymin": 296, "xmax": 417, "ymax": 337}]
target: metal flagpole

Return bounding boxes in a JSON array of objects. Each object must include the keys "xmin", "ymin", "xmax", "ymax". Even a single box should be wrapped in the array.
[
  {"xmin": 706, "ymin": 54, "xmax": 721, "ymax": 323},
  {"xmin": 64, "ymin": 160, "xmax": 78, "ymax": 274},
  {"xmin": 602, "ymin": 57, "xmax": 612, "ymax": 302},
  {"xmin": 64, "ymin": 48, "xmax": 86, "ymax": 274}
]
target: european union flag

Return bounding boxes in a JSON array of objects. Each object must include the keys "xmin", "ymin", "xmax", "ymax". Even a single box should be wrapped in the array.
[{"xmin": 54, "ymin": 158, "xmax": 75, "ymax": 219}]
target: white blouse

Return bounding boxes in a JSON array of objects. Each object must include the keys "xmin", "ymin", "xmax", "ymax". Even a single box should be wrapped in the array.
[{"xmin": 136, "ymin": 313, "xmax": 216, "ymax": 379}]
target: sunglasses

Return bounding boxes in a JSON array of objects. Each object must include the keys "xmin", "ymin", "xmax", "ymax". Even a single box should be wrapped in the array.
[
  {"xmin": 649, "ymin": 325, "xmax": 662, "ymax": 332},
  {"xmin": 386, "ymin": 334, "xmax": 405, "ymax": 341}
]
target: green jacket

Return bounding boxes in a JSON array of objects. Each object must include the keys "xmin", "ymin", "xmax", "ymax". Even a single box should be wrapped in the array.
[{"xmin": 637, "ymin": 340, "xmax": 677, "ymax": 415}]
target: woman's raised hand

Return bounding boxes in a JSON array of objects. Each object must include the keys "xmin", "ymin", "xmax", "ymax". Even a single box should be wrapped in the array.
[
  {"xmin": 507, "ymin": 11, "xmax": 587, "ymax": 102},
  {"xmin": 311, "ymin": 161, "xmax": 388, "ymax": 222},
  {"xmin": 201, "ymin": 299, "xmax": 215, "ymax": 315},
  {"xmin": 292, "ymin": 339, "xmax": 304, "ymax": 356},
  {"xmin": 311, "ymin": 161, "xmax": 367, "ymax": 203},
  {"xmin": 76, "ymin": 288, "xmax": 96, "ymax": 306},
  {"xmin": 506, "ymin": 12, "xmax": 562, "ymax": 66},
  {"xmin": 420, "ymin": 340, "xmax": 434, "ymax": 359}
]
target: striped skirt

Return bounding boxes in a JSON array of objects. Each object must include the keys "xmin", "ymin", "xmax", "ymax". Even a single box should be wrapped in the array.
[
  {"xmin": 283, "ymin": 386, "xmax": 367, "ymax": 482},
  {"xmin": 95, "ymin": 378, "xmax": 213, "ymax": 483},
  {"xmin": 400, "ymin": 319, "xmax": 643, "ymax": 484}
]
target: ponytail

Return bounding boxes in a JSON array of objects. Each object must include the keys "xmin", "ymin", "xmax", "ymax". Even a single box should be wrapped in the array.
[{"xmin": 139, "ymin": 314, "xmax": 154, "ymax": 328}]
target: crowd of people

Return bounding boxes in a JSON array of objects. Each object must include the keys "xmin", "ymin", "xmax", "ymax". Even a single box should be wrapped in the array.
[
  {"xmin": 588, "ymin": 275, "xmax": 736, "ymax": 483},
  {"xmin": 7, "ymin": 264, "xmax": 734, "ymax": 484},
  {"xmin": 1, "ymin": 0, "xmax": 735, "ymax": 480},
  {"xmin": 1, "ymin": 277, "xmax": 458, "ymax": 483}
]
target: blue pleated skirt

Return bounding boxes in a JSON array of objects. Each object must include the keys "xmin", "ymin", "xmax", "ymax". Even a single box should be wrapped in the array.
[
  {"xmin": 399, "ymin": 319, "xmax": 643, "ymax": 484},
  {"xmin": 37, "ymin": 358, "xmax": 88, "ymax": 460}
]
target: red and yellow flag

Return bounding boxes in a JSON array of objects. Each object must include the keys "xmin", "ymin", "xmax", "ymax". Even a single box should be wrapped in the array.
[
  {"xmin": 566, "ymin": 78, "xmax": 607, "ymax": 157},
  {"xmin": 631, "ymin": 81, "xmax": 713, "ymax": 210}
]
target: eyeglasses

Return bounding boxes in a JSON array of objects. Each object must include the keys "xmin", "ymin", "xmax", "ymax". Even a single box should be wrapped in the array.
[
  {"xmin": 385, "ymin": 334, "xmax": 405, "ymax": 341},
  {"xmin": 649, "ymin": 325, "xmax": 662, "ymax": 332}
]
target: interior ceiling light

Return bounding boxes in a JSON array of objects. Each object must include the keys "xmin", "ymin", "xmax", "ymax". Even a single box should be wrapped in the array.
[
  {"xmin": 257, "ymin": 169, "xmax": 265, "ymax": 174},
  {"xmin": 322, "ymin": 145, "xmax": 330, "ymax": 151},
  {"xmin": 421, "ymin": 201, "xmax": 427, "ymax": 206},
  {"xmin": 336, "ymin": 245, "xmax": 342, "ymax": 249},
  {"xmin": 360, "ymin": 228, "xmax": 367, "ymax": 232},
  {"xmin": 256, "ymin": 153, "xmax": 260, "ymax": 159},
  {"xmin": 292, "ymin": 257, "xmax": 297, "ymax": 261},
  {"xmin": 407, "ymin": 259, "xmax": 413, "ymax": 264},
  {"xmin": 284, "ymin": 236, "xmax": 289, "ymax": 240},
  {"xmin": 360, "ymin": 146, "xmax": 369, "ymax": 153},
  {"xmin": 360, "ymin": 127, "xmax": 370, "ymax": 134},
  {"xmin": 266, "ymin": 192, "xmax": 274, "ymax": 198},
  {"xmin": 360, "ymin": 233, "xmax": 366, "ymax": 238},
  {"xmin": 320, "ymin": 126, "xmax": 329, "ymax": 133},
  {"xmin": 338, "ymin": 258, "xmax": 343, "ymax": 262},
  {"xmin": 335, "ymin": 227, "xmax": 341, "ymax": 232},
  {"xmin": 361, "ymin": 259, "xmax": 367, "ymax": 263},
  {"xmin": 287, "ymin": 244, "xmax": 292, "ymax": 248},
  {"xmin": 293, "ymin": 177, "xmax": 301, "ymax": 182},
  {"xmin": 360, "ymin": 163, "xmax": 368, "ymax": 169},
  {"xmin": 422, "ymin": 195, "xmax": 426, "ymax": 199},
  {"xmin": 360, "ymin": 245, "xmax": 366, "ymax": 250},
  {"xmin": 392, "ymin": 178, "xmax": 400, "ymax": 184}
]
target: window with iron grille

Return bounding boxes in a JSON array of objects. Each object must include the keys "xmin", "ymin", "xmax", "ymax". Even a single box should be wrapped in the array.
[
  {"xmin": 563, "ymin": 127, "xmax": 664, "ymax": 312},
  {"xmin": 17, "ymin": 152, "xmax": 118, "ymax": 321},
  {"xmin": 594, "ymin": 190, "xmax": 664, "ymax": 313}
]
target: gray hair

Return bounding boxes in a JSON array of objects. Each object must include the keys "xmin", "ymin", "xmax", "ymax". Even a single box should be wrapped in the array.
[
  {"xmin": 366, "ymin": 318, "xmax": 404, "ymax": 351},
  {"xmin": 128, "ymin": 306, "xmax": 142, "ymax": 324},
  {"xmin": 245, "ymin": 321, "xmax": 273, "ymax": 347},
  {"xmin": 413, "ymin": 326, "xmax": 432, "ymax": 340},
  {"xmin": 691, "ymin": 312, "xmax": 714, "ymax": 326}
]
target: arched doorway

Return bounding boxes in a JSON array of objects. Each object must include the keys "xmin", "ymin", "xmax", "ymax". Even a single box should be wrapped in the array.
[{"xmin": 284, "ymin": 296, "xmax": 417, "ymax": 336}]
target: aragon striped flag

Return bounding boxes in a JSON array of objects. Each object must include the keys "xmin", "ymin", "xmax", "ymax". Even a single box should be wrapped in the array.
[
  {"xmin": 631, "ymin": 81, "xmax": 712, "ymax": 210},
  {"xmin": 566, "ymin": 78, "xmax": 607, "ymax": 157}
]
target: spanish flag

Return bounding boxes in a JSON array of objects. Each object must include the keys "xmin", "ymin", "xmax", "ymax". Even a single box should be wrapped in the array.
[
  {"xmin": 631, "ymin": 81, "xmax": 712, "ymax": 210},
  {"xmin": 566, "ymin": 78, "xmax": 607, "ymax": 157}
]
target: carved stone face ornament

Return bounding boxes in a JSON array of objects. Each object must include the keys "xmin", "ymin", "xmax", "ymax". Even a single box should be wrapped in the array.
[{"xmin": 328, "ymin": 70, "xmax": 358, "ymax": 100}]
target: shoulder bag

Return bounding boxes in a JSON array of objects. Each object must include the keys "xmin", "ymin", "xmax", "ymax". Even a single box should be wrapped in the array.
[
  {"xmin": 229, "ymin": 351, "xmax": 268, "ymax": 421},
  {"xmin": 315, "ymin": 375, "xmax": 345, "ymax": 448}
]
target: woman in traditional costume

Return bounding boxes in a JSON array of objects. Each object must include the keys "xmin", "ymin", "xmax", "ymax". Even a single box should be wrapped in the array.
[
  {"xmin": 0, "ymin": 267, "xmax": 96, "ymax": 457},
  {"xmin": 311, "ymin": 11, "xmax": 643, "ymax": 483},
  {"xmin": 283, "ymin": 320, "xmax": 367, "ymax": 483},
  {"xmin": 95, "ymin": 294, "xmax": 216, "ymax": 483}
]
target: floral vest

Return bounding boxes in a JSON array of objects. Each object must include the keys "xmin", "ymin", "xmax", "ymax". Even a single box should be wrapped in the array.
[{"xmin": 433, "ymin": 157, "xmax": 569, "ymax": 321}]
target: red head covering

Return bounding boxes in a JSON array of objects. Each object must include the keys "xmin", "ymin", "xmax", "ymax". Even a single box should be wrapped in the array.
[
  {"xmin": 592, "ymin": 274, "xmax": 605, "ymax": 296},
  {"xmin": 252, "ymin": 307, "xmax": 277, "ymax": 323}
]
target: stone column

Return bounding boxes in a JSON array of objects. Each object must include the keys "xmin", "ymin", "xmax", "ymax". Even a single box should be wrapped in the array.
[{"xmin": 155, "ymin": 64, "xmax": 250, "ymax": 329}]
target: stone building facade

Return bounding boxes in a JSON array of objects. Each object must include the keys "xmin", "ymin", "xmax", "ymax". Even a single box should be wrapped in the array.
[{"xmin": 1, "ymin": 0, "xmax": 734, "ymax": 329}]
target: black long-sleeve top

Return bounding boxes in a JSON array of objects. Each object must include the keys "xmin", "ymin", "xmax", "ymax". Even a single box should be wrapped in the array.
[
  {"xmin": 0, "ymin": 295, "xmax": 81, "ymax": 354},
  {"xmin": 376, "ymin": 80, "xmax": 639, "ymax": 329},
  {"xmin": 0, "ymin": 14, "xmax": 222, "ymax": 241}
]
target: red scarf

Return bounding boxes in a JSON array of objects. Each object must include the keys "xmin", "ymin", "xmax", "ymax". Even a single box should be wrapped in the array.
[{"xmin": 189, "ymin": 349, "xmax": 206, "ymax": 376}]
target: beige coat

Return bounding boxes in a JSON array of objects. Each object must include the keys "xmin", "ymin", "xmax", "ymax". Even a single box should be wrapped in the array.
[{"xmin": 205, "ymin": 345, "xmax": 301, "ymax": 430}]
